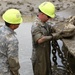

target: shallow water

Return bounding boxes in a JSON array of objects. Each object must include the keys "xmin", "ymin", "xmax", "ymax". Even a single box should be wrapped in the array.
[{"xmin": 15, "ymin": 22, "xmax": 33, "ymax": 75}]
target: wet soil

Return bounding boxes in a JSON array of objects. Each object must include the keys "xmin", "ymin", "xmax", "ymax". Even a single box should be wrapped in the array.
[{"xmin": 0, "ymin": 0, "xmax": 75, "ymax": 22}]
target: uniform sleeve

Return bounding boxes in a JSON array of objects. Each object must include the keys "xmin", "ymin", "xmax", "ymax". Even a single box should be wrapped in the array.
[
  {"xmin": 31, "ymin": 25, "xmax": 43, "ymax": 42},
  {"xmin": 6, "ymin": 35, "xmax": 20, "ymax": 75}
]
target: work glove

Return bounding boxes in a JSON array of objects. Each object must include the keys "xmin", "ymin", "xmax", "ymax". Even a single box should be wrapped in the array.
[{"xmin": 52, "ymin": 32, "xmax": 62, "ymax": 40}]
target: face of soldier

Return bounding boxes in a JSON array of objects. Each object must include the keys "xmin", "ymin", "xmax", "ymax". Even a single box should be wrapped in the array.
[
  {"xmin": 38, "ymin": 12, "xmax": 51, "ymax": 22},
  {"xmin": 43, "ymin": 14, "xmax": 50, "ymax": 22},
  {"xmin": 9, "ymin": 24, "xmax": 20, "ymax": 30}
]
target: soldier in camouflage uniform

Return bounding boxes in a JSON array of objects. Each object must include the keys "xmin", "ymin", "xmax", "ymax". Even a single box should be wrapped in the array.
[
  {"xmin": 31, "ymin": 2, "xmax": 61, "ymax": 75},
  {"xmin": 0, "ymin": 9, "xmax": 23, "ymax": 75}
]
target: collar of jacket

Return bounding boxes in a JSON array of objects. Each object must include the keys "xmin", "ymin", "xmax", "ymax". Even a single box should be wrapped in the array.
[{"xmin": 3, "ymin": 25, "xmax": 16, "ymax": 35}]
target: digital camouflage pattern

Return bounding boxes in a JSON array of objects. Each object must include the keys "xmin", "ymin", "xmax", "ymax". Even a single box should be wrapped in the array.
[{"xmin": 0, "ymin": 25, "xmax": 20, "ymax": 75}]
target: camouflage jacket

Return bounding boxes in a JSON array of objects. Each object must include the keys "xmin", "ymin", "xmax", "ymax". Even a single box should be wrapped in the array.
[
  {"xmin": 0, "ymin": 25, "xmax": 20, "ymax": 75},
  {"xmin": 31, "ymin": 17, "xmax": 55, "ymax": 63}
]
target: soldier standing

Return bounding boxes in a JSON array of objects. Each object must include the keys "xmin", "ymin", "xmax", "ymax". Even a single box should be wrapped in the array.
[
  {"xmin": 31, "ymin": 1, "xmax": 61, "ymax": 75},
  {"xmin": 0, "ymin": 9, "xmax": 23, "ymax": 75}
]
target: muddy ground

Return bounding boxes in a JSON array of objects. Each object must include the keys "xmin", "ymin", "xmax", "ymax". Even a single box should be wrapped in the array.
[{"xmin": 0, "ymin": 0, "xmax": 75, "ymax": 22}]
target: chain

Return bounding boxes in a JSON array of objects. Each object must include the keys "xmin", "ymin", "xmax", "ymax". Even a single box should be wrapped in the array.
[
  {"xmin": 51, "ymin": 39, "xmax": 73, "ymax": 75},
  {"xmin": 52, "ymin": 40, "xmax": 58, "ymax": 65}
]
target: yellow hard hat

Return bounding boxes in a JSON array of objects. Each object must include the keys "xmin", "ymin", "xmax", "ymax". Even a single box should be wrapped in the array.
[
  {"xmin": 2, "ymin": 9, "xmax": 23, "ymax": 24},
  {"xmin": 39, "ymin": 2, "xmax": 55, "ymax": 18}
]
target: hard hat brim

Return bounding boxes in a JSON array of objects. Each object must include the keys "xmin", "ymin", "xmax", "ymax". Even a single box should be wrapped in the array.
[{"xmin": 2, "ymin": 14, "xmax": 23, "ymax": 24}]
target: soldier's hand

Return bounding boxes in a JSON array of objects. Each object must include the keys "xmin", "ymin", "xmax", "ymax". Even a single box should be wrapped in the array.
[
  {"xmin": 52, "ymin": 32, "xmax": 62, "ymax": 40},
  {"xmin": 11, "ymin": 70, "xmax": 20, "ymax": 75}
]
